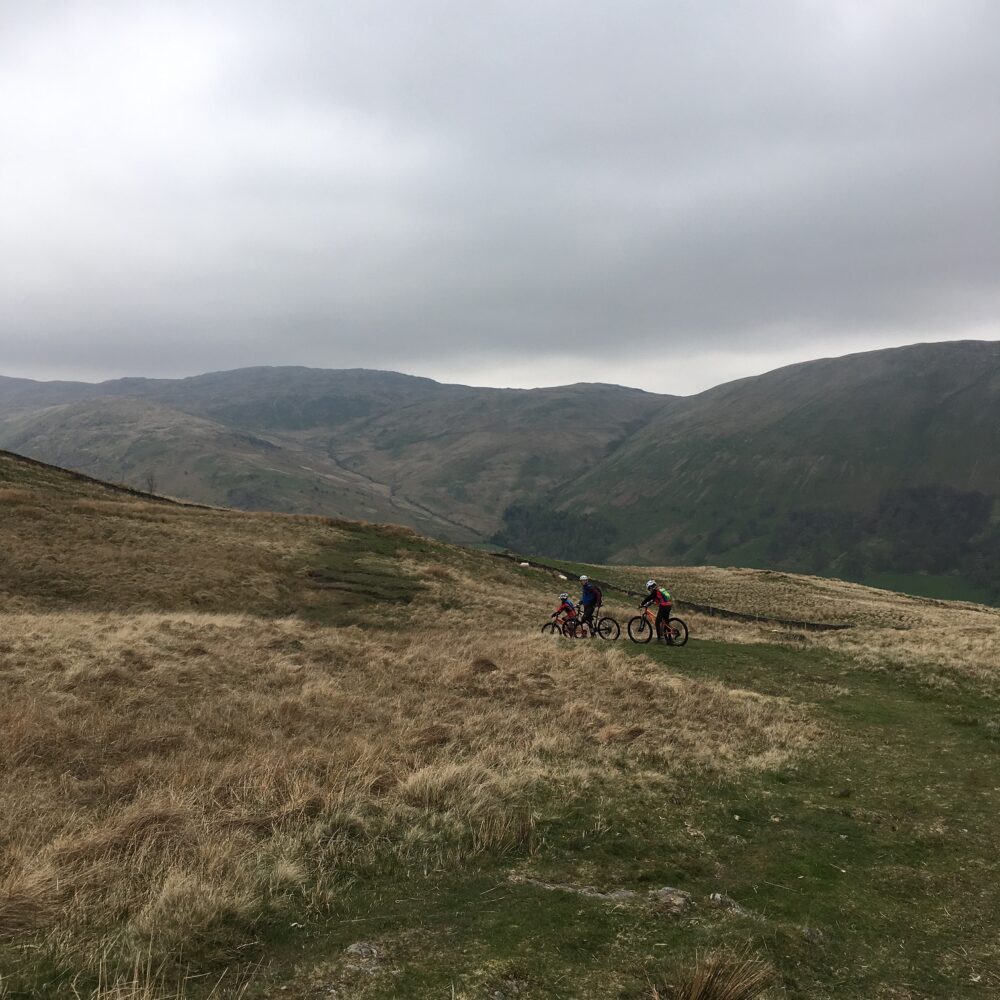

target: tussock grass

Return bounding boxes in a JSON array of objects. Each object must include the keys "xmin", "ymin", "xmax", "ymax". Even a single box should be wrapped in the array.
[
  {"xmin": 0, "ymin": 609, "xmax": 813, "ymax": 988},
  {"xmin": 651, "ymin": 949, "xmax": 771, "ymax": 1000}
]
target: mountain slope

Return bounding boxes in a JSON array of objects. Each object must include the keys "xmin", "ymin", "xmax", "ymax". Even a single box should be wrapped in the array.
[
  {"xmin": 2, "ymin": 341, "xmax": 998, "ymax": 599},
  {"xmin": 514, "ymin": 341, "xmax": 1000, "ymax": 599},
  {"xmin": 0, "ymin": 396, "xmax": 475, "ymax": 535},
  {"xmin": 0, "ymin": 368, "xmax": 669, "ymax": 540}
]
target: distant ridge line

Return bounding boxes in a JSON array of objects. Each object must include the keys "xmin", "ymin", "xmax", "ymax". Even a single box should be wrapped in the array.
[{"xmin": 493, "ymin": 551, "xmax": 853, "ymax": 632}]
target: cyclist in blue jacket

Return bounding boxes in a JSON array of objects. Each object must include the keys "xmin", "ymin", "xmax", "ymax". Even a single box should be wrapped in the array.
[{"xmin": 578, "ymin": 575, "xmax": 603, "ymax": 637}]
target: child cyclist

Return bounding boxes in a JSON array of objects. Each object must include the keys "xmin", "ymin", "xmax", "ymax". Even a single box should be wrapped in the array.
[
  {"xmin": 639, "ymin": 579, "xmax": 673, "ymax": 641},
  {"xmin": 551, "ymin": 592, "xmax": 578, "ymax": 629}
]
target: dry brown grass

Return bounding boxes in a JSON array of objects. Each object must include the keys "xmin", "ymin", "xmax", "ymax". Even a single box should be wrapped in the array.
[
  {"xmin": 0, "ymin": 479, "xmax": 332, "ymax": 615},
  {"xmin": 651, "ymin": 949, "xmax": 772, "ymax": 1000},
  {"xmin": 0, "ymin": 608, "xmax": 814, "ymax": 981},
  {"xmin": 0, "ymin": 452, "xmax": 563, "ymax": 628},
  {"xmin": 611, "ymin": 564, "xmax": 1000, "ymax": 685},
  {"xmin": 0, "ymin": 452, "xmax": 825, "ymax": 993}
]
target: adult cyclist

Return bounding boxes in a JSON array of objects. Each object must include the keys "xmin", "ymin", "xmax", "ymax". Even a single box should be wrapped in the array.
[
  {"xmin": 639, "ymin": 579, "xmax": 673, "ymax": 642},
  {"xmin": 578, "ymin": 575, "xmax": 602, "ymax": 637}
]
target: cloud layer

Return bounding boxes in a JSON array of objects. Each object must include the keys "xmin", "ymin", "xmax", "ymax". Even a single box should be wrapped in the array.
[{"xmin": 2, "ymin": 1, "xmax": 998, "ymax": 392}]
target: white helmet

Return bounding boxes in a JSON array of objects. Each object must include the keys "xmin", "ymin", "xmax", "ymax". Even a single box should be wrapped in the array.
[
  {"xmin": 559, "ymin": 592, "xmax": 569, "ymax": 600},
  {"xmin": 579, "ymin": 574, "xmax": 589, "ymax": 582},
  {"xmin": 646, "ymin": 579, "xmax": 657, "ymax": 589}
]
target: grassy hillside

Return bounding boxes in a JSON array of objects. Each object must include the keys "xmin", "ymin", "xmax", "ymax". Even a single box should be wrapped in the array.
[
  {"xmin": 555, "ymin": 341, "xmax": 1000, "ymax": 598},
  {"xmin": 0, "ymin": 396, "xmax": 474, "ymax": 539},
  {"xmin": 3, "ymin": 343, "xmax": 998, "ymax": 602},
  {"xmin": 0, "ymin": 451, "xmax": 806, "ymax": 997},
  {"xmin": 506, "ymin": 345, "xmax": 1000, "ymax": 602},
  {"xmin": 0, "ymin": 369, "xmax": 667, "ymax": 543},
  {"xmin": 3, "ymin": 450, "xmax": 1000, "ymax": 997}
]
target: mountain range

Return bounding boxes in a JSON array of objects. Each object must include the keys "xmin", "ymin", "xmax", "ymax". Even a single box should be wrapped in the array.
[{"xmin": 2, "ymin": 339, "xmax": 998, "ymax": 601}]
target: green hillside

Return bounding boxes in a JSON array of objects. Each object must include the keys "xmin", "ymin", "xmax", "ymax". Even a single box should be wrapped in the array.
[
  {"xmin": 3, "ymin": 341, "xmax": 998, "ymax": 602},
  {"xmin": 0, "ymin": 369, "xmax": 666, "ymax": 542},
  {"xmin": 503, "ymin": 341, "xmax": 1000, "ymax": 602}
]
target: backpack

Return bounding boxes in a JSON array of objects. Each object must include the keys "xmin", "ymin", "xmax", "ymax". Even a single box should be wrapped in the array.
[{"xmin": 592, "ymin": 584, "xmax": 603, "ymax": 605}]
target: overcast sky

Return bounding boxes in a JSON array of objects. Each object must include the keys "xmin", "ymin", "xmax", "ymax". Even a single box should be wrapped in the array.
[{"xmin": 1, "ymin": 1, "xmax": 998, "ymax": 395}]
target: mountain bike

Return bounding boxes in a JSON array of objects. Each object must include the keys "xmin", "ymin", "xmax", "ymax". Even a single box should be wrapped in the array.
[
  {"xmin": 541, "ymin": 613, "xmax": 578, "ymax": 637},
  {"xmin": 627, "ymin": 606, "xmax": 688, "ymax": 645},
  {"xmin": 573, "ymin": 607, "xmax": 621, "ymax": 640},
  {"xmin": 540, "ymin": 610, "xmax": 618, "ymax": 639}
]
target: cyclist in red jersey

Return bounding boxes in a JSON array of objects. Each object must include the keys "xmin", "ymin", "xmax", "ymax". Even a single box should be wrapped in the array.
[{"xmin": 551, "ymin": 592, "xmax": 578, "ymax": 627}]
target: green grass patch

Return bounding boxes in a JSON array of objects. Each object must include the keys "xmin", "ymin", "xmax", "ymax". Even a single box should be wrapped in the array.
[{"xmin": 302, "ymin": 523, "xmax": 429, "ymax": 625}]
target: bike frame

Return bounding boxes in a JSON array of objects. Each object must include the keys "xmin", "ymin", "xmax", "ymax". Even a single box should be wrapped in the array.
[{"xmin": 642, "ymin": 605, "xmax": 676, "ymax": 638}]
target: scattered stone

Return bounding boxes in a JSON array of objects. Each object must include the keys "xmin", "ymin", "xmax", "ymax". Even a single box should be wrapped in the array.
[
  {"xmin": 596, "ymin": 887, "xmax": 642, "ymax": 902},
  {"xmin": 650, "ymin": 886, "xmax": 694, "ymax": 916},
  {"xmin": 510, "ymin": 875, "xmax": 704, "ymax": 916},
  {"xmin": 509, "ymin": 874, "xmax": 639, "ymax": 902},
  {"xmin": 832, "ymin": 788, "xmax": 852, "ymax": 798},
  {"xmin": 707, "ymin": 892, "xmax": 762, "ymax": 921},
  {"xmin": 345, "ymin": 941, "xmax": 379, "ymax": 960},
  {"xmin": 487, "ymin": 978, "xmax": 529, "ymax": 999},
  {"xmin": 800, "ymin": 925, "xmax": 826, "ymax": 944}
]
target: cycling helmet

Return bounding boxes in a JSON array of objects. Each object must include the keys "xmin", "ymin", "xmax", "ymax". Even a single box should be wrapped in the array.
[
  {"xmin": 579, "ymin": 574, "xmax": 589, "ymax": 582},
  {"xmin": 559, "ymin": 592, "xmax": 569, "ymax": 600},
  {"xmin": 646, "ymin": 579, "xmax": 657, "ymax": 589}
]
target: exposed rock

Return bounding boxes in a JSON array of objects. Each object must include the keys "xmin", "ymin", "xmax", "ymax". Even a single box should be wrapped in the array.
[
  {"xmin": 509, "ymin": 874, "xmax": 639, "ymax": 902},
  {"xmin": 800, "ymin": 925, "xmax": 826, "ymax": 944},
  {"xmin": 510, "ymin": 875, "xmax": 702, "ymax": 915},
  {"xmin": 651, "ymin": 885, "xmax": 694, "ymax": 916},
  {"xmin": 345, "ymin": 941, "xmax": 380, "ymax": 960},
  {"xmin": 707, "ymin": 892, "xmax": 763, "ymax": 921},
  {"xmin": 487, "ymin": 978, "xmax": 529, "ymax": 999}
]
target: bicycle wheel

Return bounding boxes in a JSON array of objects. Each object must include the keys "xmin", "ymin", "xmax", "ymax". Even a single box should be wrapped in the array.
[
  {"xmin": 563, "ymin": 620, "xmax": 585, "ymax": 638},
  {"xmin": 540, "ymin": 621, "xmax": 562, "ymax": 636},
  {"xmin": 627, "ymin": 615, "xmax": 653, "ymax": 643},
  {"xmin": 666, "ymin": 617, "xmax": 689, "ymax": 646},
  {"xmin": 596, "ymin": 616, "xmax": 620, "ymax": 640}
]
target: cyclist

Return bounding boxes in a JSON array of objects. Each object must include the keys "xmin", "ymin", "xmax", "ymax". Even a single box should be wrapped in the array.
[
  {"xmin": 551, "ymin": 592, "xmax": 578, "ymax": 629},
  {"xmin": 639, "ymin": 579, "xmax": 673, "ymax": 641},
  {"xmin": 578, "ymin": 575, "xmax": 603, "ymax": 637}
]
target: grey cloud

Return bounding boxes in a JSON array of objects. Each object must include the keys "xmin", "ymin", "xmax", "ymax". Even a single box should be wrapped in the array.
[{"xmin": 1, "ymin": 0, "xmax": 998, "ymax": 386}]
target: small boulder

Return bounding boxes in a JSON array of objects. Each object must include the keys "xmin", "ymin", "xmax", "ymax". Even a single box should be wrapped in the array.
[
  {"xmin": 707, "ymin": 892, "xmax": 760, "ymax": 920},
  {"xmin": 650, "ymin": 886, "xmax": 694, "ymax": 916},
  {"xmin": 345, "ymin": 941, "xmax": 379, "ymax": 960}
]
